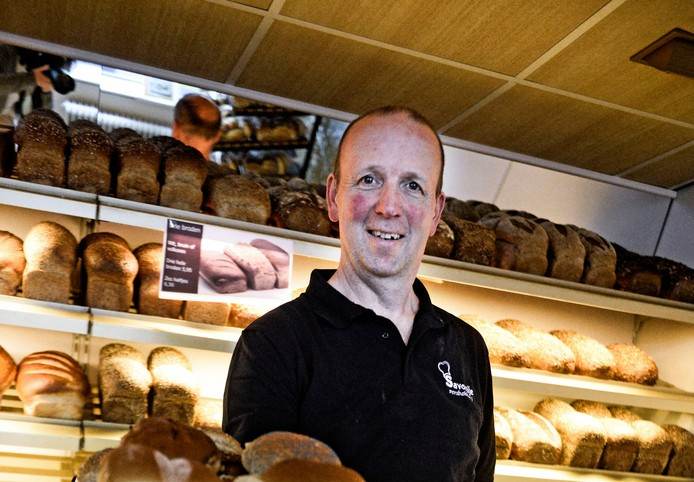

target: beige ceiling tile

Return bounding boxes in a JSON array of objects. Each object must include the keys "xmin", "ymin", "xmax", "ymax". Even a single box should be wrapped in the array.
[
  {"xmin": 237, "ymin": 21, "xmax": 505, "ymax": 128},
  {"xmin": 625, "ymin": 145, "xmax": 694, "ymax": 188},
  {"xmin": 1, "ymin": 0, "xmax": 262, "ymax": 81},
  {"xmin": 529, "ymin": 0, "xmax": 694, "ymax": 123},
  {"xmin": 444, "ymin": 85, "xmax": 694, "ymax": 174},
  {"xmin": 231, "ymin": 0, "xmax": 273, "ymax": 10},
  {"xmin": 280, "ymin": 0, "xmax": 609, "ymax": 75}
]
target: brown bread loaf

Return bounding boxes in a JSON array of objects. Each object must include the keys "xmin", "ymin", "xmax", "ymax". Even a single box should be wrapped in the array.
[
  {"xmin": 662, "ymin": 424, "xmax": 694, "ymax": 477},
  {"xmin": 109, "ymin": 127, "xmax": 140, "ymax": 146},
  {"xmin": 0, "ymin": 345, "xmax": 16, "ymax": 400},
  {"xmin": 228, "ymin": 303, "xmax": 265, "ymax": 329},
  {"xmin": 199, "ymin": 250, "xmax": 247, "ymax": 294},
  {"xmin": 444, "ymin": 197, "xmax": 479, "ymax": 222},
  {"xmin": 614, "ymin": 244, "xmax": 662, "ymax": 296},
  {"xmin": 133, "ymin": 243, "xmax": 183, "ymax": 318},
  {"xmin": 480, "ymin": 213, "xmax": 549, "ymax": 275},
  {"xmin": 82, "ymin": 232, "xmax": 138, "ymax": 312},
  {"xmin": 467, "ymin": 200, "xmax": 499, "ymax": 218},
  {"xmin": 495, "ymin": 407, "xmax": 562, "ymax": 464},
  {"xmin": 183, "ymin": 301, "xmax": 231, "ymax": 326},
  {"xmin": 159, "ymin": 145, "xmax": 207, "ymax": 211},
  {"xmin": 115, "ymin": 137, "xmax": 160, "ymax": 204},
  {"xmin": 67, "ymin": 119, "xmax": 113, "ymax": 194},
  {"xmin": 537, "ymin": 220, "xmax": 585, "ymax": 282},
  {"xmin": 572, "ymin": 227, "xmax": 617, "ymax": 288},
  {"xmin": 571, "ymin": 400, "xmax": 638, "ymax": 472},
  {"xmin": 550, "ymin": 330, "xmax": 614, "ymax": 379},
  {"xmin": 14, "ymin": 109, "xmax": 67, "ymax": 186},
  {"xmin": 250, "ymin": 239, "xmax": 290, "ymax": 289},
  {"xmin": 269, "ymin": 181, "xmax": 332, "ymax": 237},
  {"xmin": 460, "ymin": 316, "xmax": 530, "ymax": 368},
  {"xmin": 15, "ymin": 350, "xmax": 89, "ymax": 420},
  {"xmin": 496, "ymin": 319, "xmax": 575, "ymax": 373},
  {"xmin": 445, "ymin": 217, "xmax": 495, "ymax": 266},
  {"xmin": 98, "ymin": 343, "xmax": 152, "ymax": 424},
  {"xmin": 148, "ymin": 347, "xmax": 198, "ymax": 424},
  {"xmin": 609, "ymin": 406, "xmax": 673, "ymax": 474},
  {"xmin": 205, "ymin": 175, "xmax": 271, "ymax": 224},
  {"xmin": 494, "ymin": 407, "xmax": 513, "ymax": 459},
  {"xmin": 239, "ymin": 460, "xmax": 366, "ymax": 482},
  {"xmin": 425, "ymin": 219, "xmax": 454, "ymax": 258},
  {"xmin": 655, "ymin": 257, "xmax": 694, "ymax": 303},
  {"xmin": 0, "ymin": 230, "xmax": 25, "ymax": 295},
  {"xmin": 149, "ymin": 135, "xmax": 185, "ymax": 155},
  {"xmin": 242, "ymin": 431, "xmax": 341, "ymax": 475},
  {"xmin": 534, "ymin": 398, "xmax": 606, "ymax": 468},
  {"xmin": 224, "ymin": 243, "xmax": 277, "ymax": 290},
  {"xmin": 22, "ymin": 221, "xmax": 77, "ymax": 303},
  {"xmin": 77, "ymin": 448, "xmax": 112, "ymax": 482},
  {"xmin": 607, "ymin": 343, "xmax": 658, "ymax": 385}
]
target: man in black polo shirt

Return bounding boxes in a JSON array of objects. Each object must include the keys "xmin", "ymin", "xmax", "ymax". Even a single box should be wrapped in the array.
[{"xmin": 223, "ymin": 106, "xmax": 495, "ymax": 481}]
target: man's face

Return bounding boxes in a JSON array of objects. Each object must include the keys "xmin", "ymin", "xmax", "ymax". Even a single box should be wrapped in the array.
[{"xmin": 326, "ymin": 113, "xmax": 445, "ymax": 280}]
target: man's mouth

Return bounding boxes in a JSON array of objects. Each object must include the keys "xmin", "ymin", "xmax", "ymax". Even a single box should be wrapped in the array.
[{"xmin": 368, "ymin": 230, "xmax": 404, "ymax": 241}]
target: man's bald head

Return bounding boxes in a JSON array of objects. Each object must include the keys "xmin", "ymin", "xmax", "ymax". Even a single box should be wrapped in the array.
[
  {"xmin": 174, "ymin": 94, "xmax": 221, "ymax": 140},
  {"xmin": 334, "ymin": 106, "xmax": 445, "ymax": 194}
]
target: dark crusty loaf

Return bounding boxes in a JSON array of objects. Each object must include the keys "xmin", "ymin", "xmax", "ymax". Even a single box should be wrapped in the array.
[
  {"xmin": 654, "ymin": 257, "xmax": 694, "ymax": 303},
  {"xmin": 206, "ymin": 175, "xmax": 271, "ymax": 224},
  {"xmin": 98, "ymin": 343, "xmax": 152, "ymax": 424},
  {"xmin": 83, "ymin": 232, "xmax": 138, "ymax": 312},
  {"xmin": 241, "ymin": 460, "xmax": 366, "ymax": 482},
  {"xmin": 444, "ymin": 197, "xmax": 479, "ymax": 222},
  {"xmin": 480, "ymin": 213, "xmax": 549, "ymax": 275},
  {"xmin": 250, "ymin": 239, "xmax": 289, "ymax": 289},
  {"xmin": 461, "ymin": 316, "xmax": 530, "ymax": 367},
  {"xmin": 534, "ymin": 398, "xmax": 606, "ymax": 468},
  {"xmin": 159, "ymin": 145, "xmax": 207, "ymax": 211},
  {"xmin": 571, "ymin": 399, "xmax": 638, "ymax": 472},
  {"xmin": 149, "ymin": 135, "xmax": 185, "ymax": 155},
  {"xmin": 662, "ymin": 424, "xmax": 694, "ymax": 477},
  {"xmin": 494, "ymin": 407, "xmax": 513, "ymax": 459},
  {"xmin": 572, "ymin": 227, "xmax": 617, "ymax": 288},
  {"xmin": 495, "ymin": 407, "xmax": 562, "ymax": 464},
  {"xmin": 550, "ymin": 330, "xmax": 614, "ymax": 379},
  {"xmin": 607, "ymin": 343, "xmax": 658, "ymax": 385},
  {"xmin": 537, "ymin": 220, "xmax": 585, "ymax": 282},
  {"xmin": 203, "ymin": 429, "xmax": 244, "ymax": 477},
  {"xmin": 467, "ymin": 200, "xmax": 499, "ymax": 218},
  {"xmin": 14, "ymin": 109, "xmax": 67, "ymax": 186},
  {"xmin": 0, "ymin": 345, "xmax": 16, "ymax": 399},
  {"xmin": 496, "ymin": 319, "xmax": 575, "ymax": 373},
  {"xmin": 22, "ymin": 221, "xmax": 77, "ymax": 303},
  {"xmin": 67, "ymin": 119, "xmax": 113, "ymax": 194},
  {"xmin": 242, "ymin": 431, "xmax": 341, "ymax": 475},
  {"xmin": 183, "ymin": 301, "xmax": 231, "ymax": 326},
  {"xmin": 425, "ymin": 219, "xmax": 454, "ymax": 258},
  {"xmin": 614, "ymin": 244, "xmax": 662, "ymax": 296},
  {"xmin": 445, "ymin": 217, "xmax": 496, "ymax": 266},
  {"xmin": 115, "ymin": 137, "xmax": 161, "ymax": 204},
  {"xmin": 0, "ymin": 230, "xmax": 25, "ymax": 296},
  {"xmin": 224, "ymin": 243, "xmax": 277, "ymax": 290},
  {"xmin": 16, "ymin": 350, "xmax": 89, "ymax": 420},
  {"xmin": 147, "ymin": 347, "xmax": 198, "ymax": 424},
  {"xmin": 268, "ymin": 180, "xmax": 332, "ymax": 237},
  {"xmin": 609, "ymin": 406, "xmax": 673, "ymax": 474},
  {"xmin": 109, "ymin": 127, "xmax": 140, "ymax": 146},
  {"xmin": 133, "ymin": 243, "xmax": 183, "ymax": 319}
]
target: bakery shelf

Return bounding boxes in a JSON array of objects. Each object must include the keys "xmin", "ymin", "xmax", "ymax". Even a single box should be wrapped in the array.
[
  {"xmin": 82, "ymin": 420, "xmax": 129, "ymax": 452},
  {"xmin": 214, "ymin": 138, "xmax": 309, "ymax": 152},
  {"xmin": 89, "ymin": 308, "xmax": 242, "ymax": 353},
  {"xmin": 492, "ymin": 365, "xmax": 694, "ymax": 414},
  {"xmin": 0, "ymin": 177, "xmax": 97, "ymax": 219},
  {"xmin": 494, "ymin": 460, "xmax": 694, "ymax": 481},
  {"xmin": 0, "ymin": 294, "xmax": 89, "ymax": 334}
]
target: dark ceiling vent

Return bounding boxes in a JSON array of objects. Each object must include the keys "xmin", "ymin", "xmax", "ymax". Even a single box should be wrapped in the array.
[{"xmin": 631, "ymin": 28, "xmax": 694, "ymax": 79}]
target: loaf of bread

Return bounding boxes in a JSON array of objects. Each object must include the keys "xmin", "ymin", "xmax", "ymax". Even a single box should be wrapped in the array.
[
  {"xmin": 494, "ymin": 407, "xmax": 513, "ymax": 459},
  {"xmin": 425, "ymin": 219, "xmax": 454, "ymax": 258},
  {"xmin": 444, "ymin": 198, "xmax": 480, "ymax": 222},
  {"xmin": 256, "ymin": 119, "xmax": 303, "ymax": 142},
  {"xmin": 495, "ymin": 407, "xmax": 562, "ymax": 464},
  {"xmin": 445, "ymin": 217, "xmax": 496, "ymax": 266},
  {"xmin": 480, "ymin": 213, "xmax": 549, "ymax": 275},
  {"xmin": 609, "ymin": 406, "xmax": 673, "ymax": 474},
  {"xmin": 194, "ymin": 399, "xmax": 224, "ymax": 430},
  {"xmin": 159, "ymin": 145, "xmax": 207, "ymax": 211},
  {"xmin": 537, "ymin": 220, "xmax": 585, "ymax": 282},
  {"xmin": 571, "ymin": 400, "xmax": 638, "ymax": 472},
  {"xmin": 199, "ymin": 250, "xmax": 247, "ymax": 294},
  {"xmin": 149, "ymin": 135, "xmax": 185, "ymax": 155},
  {"xmin": 662, "ymin": 424, "xmax": 694, "ymax": 477},
  {"xmin": 550, "ymin": 330, "xmax": 614, "ymax": 379},
  {"xmin": 98, "ymin": 343, "xmax": 152, "ymax": 424},
  {"xmin": 271, "ymin": 189, "xmax": 332, "ymax": 237},
  {"xmin": 14, "ymin": 109, "xmax": 67, "ymax": 186},
  {"xmin": 534, "ymin": 398, "xmax": 606, "ymax": 468},
  {"xmin": 0, "ymin": 345, "xmax": 16, "ymax": 400},
  {"xmin": 78, "ymin": 448, "xmax": 112, "ymax": 482},
  {"xmin": 205, "ymin": 175, "xmax": 271, "ymax": 225},
  {"xmin": 22, "ymin": 221, "xmax": 77, "ymax": 303},
  {"xmin": 572, "ymin": 227, "xmax": 617, "ymax": 288},
  {"xmin": 67, "ymin": 119, "xmax": 113, "ymax": 194},
  {"xmin": 655, "ymin": 257, "xmax": 694, "ymax": 303},
  {"xmin": 466, "ymin": 200, "xmax": 499, "ymax": 219},
  {"xmin": 82, "ymin": 232, "xmax": 138, "ymax": 312},
  {"xmin": 224, "ymin": 243, "xmax": 277, "ymax": 290},
  {"xmin": 242, "ymin": 431, "xmax": 341, "ymax": 475},
  {"xmin": 115, "ymin": 137, "xmax": 161, "ymax": 204},
  {"xmin": 148, "ymin": 347, "xmax": 198, "ymax": 424},
  {"xmin": 496, "ymin": 319, "xmax": 575, "ymax": 373},
  {"xmin": 250, "ymin": 239, "xmax": 289, "ymax": 289},
  {"xmin": 183, "ymin": 301, "xmax": 231, "ymax": 326},
  {"xmin": 460, "ymin": 316, "xmax": 530, "ymax": 368},
  {"xmin": 109, "ymin": 127, "xmax": 140, "ymax": 146},
  {"xmin": 133, "ymin": 243, "xmax": 183, "ymax": 319},
  {"xmin": 613, "ymin": 244, "xmax": 662, "ymax": 296},
  {"xmin": 237, "ymin": 460, "xmax": 365, "ymax": 482},
  {"xmin": 16, "ymin": 350, "xmax": 89, "ymax": 419},
  {"xmin": 228, "ymin": 303, "xmax": 265, "ymax": 329},
  {"xmin": 0, "ymin": 230, "xmax": 25, "ymax": 295},
  {"xmin": 607, "ymin": 343, "xmax": 658, "ymax": 385}
]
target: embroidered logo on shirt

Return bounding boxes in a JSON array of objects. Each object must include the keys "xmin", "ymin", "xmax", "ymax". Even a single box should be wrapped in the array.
[{"xmin": 437, "ymin": 361, "xmax": 474, "ymax": 400}]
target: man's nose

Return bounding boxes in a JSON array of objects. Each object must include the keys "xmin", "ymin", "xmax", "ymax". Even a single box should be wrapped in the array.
[{"xmin": 374, "ymin": 184, "xmax": 401, "ymax": 218}]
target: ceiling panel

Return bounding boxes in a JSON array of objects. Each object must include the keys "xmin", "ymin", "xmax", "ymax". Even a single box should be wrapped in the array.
[
  {"xmin": 237, "ymin": 21, "xmax": 505, "ymax": 129},
  {"xmin": 529, "ymin": 0, "xmax": 694, "ymax": 123},
  {"xmin": 280, "ymin": 0, "xmax": 609, "ymax": 76},
  {"xmin": 0, "ymin": 0, "xmax": 262, "ymax": 82},
  {"xmin": 444, "ymin": 85, "xmax": 694, "ymax": 174},
  {"xmin": 625, "ymin": 145, "xmax": 694, "ymax": 188},
  {"xmin": 232, "ymin": 0, "xmax": 273, "ymax": 10}
]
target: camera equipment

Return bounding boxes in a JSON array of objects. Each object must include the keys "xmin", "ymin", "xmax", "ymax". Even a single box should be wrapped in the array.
[{"xmin": 16, "ymin": 47, "xmax": 75, "ymax": 95}]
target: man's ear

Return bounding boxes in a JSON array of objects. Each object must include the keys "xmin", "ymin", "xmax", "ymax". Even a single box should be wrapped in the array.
[
  {"xmin": 430, "ymin": 192, "xmax": 446, "ymax": 236},
  {"xmin": 326, "ymin": 173, "xmax": 339, "ymax": 223},
  {"xmin": 171, "ymin": 122, "xmax": 183, "ymax": 141}
]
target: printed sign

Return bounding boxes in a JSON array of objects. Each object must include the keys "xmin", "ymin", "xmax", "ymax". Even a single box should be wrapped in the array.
[{"xmin": 160, "ymin": 218, "xmax": 293, "ymax": 304}]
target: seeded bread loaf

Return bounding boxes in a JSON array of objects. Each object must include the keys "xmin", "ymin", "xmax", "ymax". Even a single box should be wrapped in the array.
[
  {"xmin": 466, "ymin": 200, "xmax": 499, "ymax": 218},
  {"xmin": 0, "ymin": 230, "xmax": 25, "ymax": 296},
  {"xmin": 573, "ymin": 227, "xmax": 617, "ymax": 288},
  {"xmin": 613, "ymin": 244, "xmax": 662, "ymax": 296},
  {"xmin": 148, "ymin": 347, "xmax": 198, "ymax": 424},
  {"xmin": 14, "ymin": 109, "xmax": 67, "ymax": 186},
  {"xmin": 445, "ymin": 216, "xmax": 496, "ymax": 266},
  {"xmin": 67, "ymin": 120, "xmax": 113, "ymax": 194},
  {"xmin": 77, "ymin": 448, "xmax": 112, "ymax": 482},
  {"xmin": 425, "ymin": 219, "xmax": 454, "ymax": 258},
  {"xmin": 609, "ymin": 406, "xmax": 673, "ymax": 474},
  {"xmin": 496, "ymin": 319, "xmax": 575, "ymax": 373},
  {"xmin": 495, "ymin": 407, "xmax": 562, "ymax": 464},
  {"xmin": 461, "ymin": 316, "xmax": 530, "ymax": 368},
  {"xmin": 159, "ymin": 145, "xmax": 207, "ymax": 211},
  {"xmin": 444, "ymin": 198, "xmax": 479, "ymax": 222},
  {"xmin": 270, "ymin": 185, "xmax": 332, "ymax": 237},
  {"xmin": 115, "ymin": 137, "xmax": 161, "ymax": 204},
  {"xmin": 205, "ymin": 175, "xmax": 271, "ymax": 225},
  {"xmin": 98, "ymin": 343, "xmax": 152, "ymax": 424},
  {"xmin": 662, "ymin": 424, "xmax": 694, "ymax": 477},
  {"xmin": 183, "ymin": 301, "xmax": 231, "ymax": 326},
  {"xmin": 550, "ymin": 330, "xmax": 614, "ymax": 379},
  {"xmin": 238, "ymin": 460, "xmax": 365, "ymax": 482},
  {"xmin": 133, "ymin": 243, "xmax": 183, "ymax": 319},
  {"xmin": 494, "ymin": 407, "xmax": 513, "ymax": 459},
  {"xmin": 537, "ymin": 220, "xmax": 585, "ymax": 282},
  {"xmin": 242, "ymin": 431, "xmax": 341, "ymax": 475},
  {"xmin": 480, "ymin": 213, "xmax": 549, "ymax": 275},
  {"xmin": 82, "ymin": 233, "xmax": 138, "ymax": 312},
  {"xmin": 607, "ymin": 343, "xmax": 658, "ymax": 385}
]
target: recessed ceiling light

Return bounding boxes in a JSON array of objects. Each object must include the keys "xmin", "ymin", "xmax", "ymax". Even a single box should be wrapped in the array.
[{"xmin": 631, "ymin": 28, "xmax": 694, "ymax": 79}]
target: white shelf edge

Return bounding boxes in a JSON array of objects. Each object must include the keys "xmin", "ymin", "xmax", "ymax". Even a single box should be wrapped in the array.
[
  {"xmin": 0, "ymin": 177, "xmax": 97, "ymax": 219},
  {"xmin": 492, "ymin": 365, "xmax": 694, "ymax": 414},
  {"xmin": 82, "ymin": 420, "xmax": 130, "ymax": 452},
  {"xmin": 89, "ymin": 308, "xmax": 241, "ymax": 353},
  {"xmin": 0, "ymin": 295, "xmax": 89, "ymax": 334},
  {"xmin": 0, "ymin": 414, "xmax": 81, "ymax": 452},
  {"xmin": 495, "ymin": 460, "xmax": 694, "ymax": 482}
]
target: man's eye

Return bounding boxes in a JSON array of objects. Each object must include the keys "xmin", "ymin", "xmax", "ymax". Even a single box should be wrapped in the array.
[
  {"xmin": 360, "ymin": 175, "xmax": 375, "ymax": 185},
  {"xmin": 407, "ymin": 181, "xmax": 423, "ymax": 193}
]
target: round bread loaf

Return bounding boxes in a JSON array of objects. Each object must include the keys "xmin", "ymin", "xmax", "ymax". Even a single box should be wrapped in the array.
[
  {"xmin": 444, "ymin": 197, "xmax": 479, "ymax": 222},
  {"xmin": 480, "ymin": 214, "xmax": 549, "ymax": 275},
  {"xmin": 663, "ymin": 424, "xmax": 694, "ymax": 477},
  {"xmin": 150, "ymin": 135, "xmax": 185, "ymax": 155},
  {"xmin": 240, "ymin": 459, "xmax": 365, "ymax": 482},
  {"xmin": 242, "ymin": 431, "xmax": 341, "ymax": 475},
  {"xmin": 496, "ymin": 319, "xmax": 575, "ymax": 373},
  {"xmin": 573, "ymin": 227, "xmax": 617, "ymax": 288},
  {"xmin": 495, "ymin": 407, "xmax": 562, "ymax": 465},
  {"xmin": 607, "ymin": 343, "xmax": 658, "ymax": 385},
  {"xmin": 461, "ymin": 316, "xmax": 530, "ymax": 368},
  {"xmin": 205, "ymin": 175, "xmax": 271, "ymax": 225},
  {"xmin": 272, "ymin": 190, "xmax": 332, "ymax": 237},
  {"xmin": 538, "ymin": 220, "xmax": 586, "ymax": 282},
  {"xmin": 77, "ymin": 448, "xmax": 112, "ymax": 482},
  {"xmin": 550, "ymin": 330, "xmax": 614, "ymax": 379},
  {"xmin": 0, "ymin": 345, "xmax": 16, "ymax": 396},
  {"xmin": 425, "ymin": 219, "xmax": 454, "ymax": 258},
  {"xmin": 466, "ymin": 200, "xmax": 499, "ymax": 218},
  {"xmin": 494, "ymin": 407, "xmax": 513, "ymax": 459},
  {"xmin": 0, "ymin": 230, "xmax": 25, "ymax": 296}
]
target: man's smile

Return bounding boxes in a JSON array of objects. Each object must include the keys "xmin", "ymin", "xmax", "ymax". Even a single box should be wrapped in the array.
[{"xmin": 367, "ymin": 230, "xmax": 405, "ymax": 241}]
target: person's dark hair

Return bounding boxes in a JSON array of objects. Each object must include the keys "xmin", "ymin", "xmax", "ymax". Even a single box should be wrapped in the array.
[
  {"xmin": 333, "ymin": 106, "xmax": 445, "ymax": 194},
  {"xmin": 174, "ymin": 94, "xmax": 221, "ymax": 140}
]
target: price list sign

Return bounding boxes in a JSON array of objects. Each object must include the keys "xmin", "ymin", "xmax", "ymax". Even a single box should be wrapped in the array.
[{"xmin": 160, "ymin": 218, "xmax": 203, "ymax": 295}]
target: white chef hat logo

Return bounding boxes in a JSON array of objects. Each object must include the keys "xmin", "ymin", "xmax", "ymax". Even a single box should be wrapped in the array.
[{"xmin": 438, "ymin": 361, "xmax": 453, "ymax": 388}]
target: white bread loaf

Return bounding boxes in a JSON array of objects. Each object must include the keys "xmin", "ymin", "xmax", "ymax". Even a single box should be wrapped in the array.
[
  {"xmin": 0, "ymin": 230, "xmax": 25, "ymax": 296},
  {"xmin": 460, "ymin": 316, "xmax": 530, "ymax": 368},
  {"xmin": 0, "ymin": 345, "xmax": 16, "ymax": 402},
  {"xmin": 98, "ymin": 343, "xmax": 151, "ymax": 424},
  {"xmin": 609, "ymin": 406, "xmax": 673, "ymax": 474},
  {"xmin": 496, "ymin": 319, "xmax": 575, "ymax": 373},
  {"xmin": 148, "ymin": 347, "xmax": 198, "ymax": 424},
  {"xmin": 495, "ymin": 407, "xmax": 562, "ymax": 464},
  {"xmin": 494, "ymin": 407, "xmax": 513, "ymax": 459},
  {"xmin": 550, "ymin": 330, "xmax": 614, "ymax": 379},
  {"xmin": 82, "ymin": 233, "xmax": 138, "ymax": 312},
  {"xmin": 607, "ymin": 343, "xmax": 658, "ymax": 385}
]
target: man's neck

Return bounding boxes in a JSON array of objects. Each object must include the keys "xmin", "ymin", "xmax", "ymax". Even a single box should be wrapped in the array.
[{"xmin": 328, "ymin": 262, "xmax": 420, "ymax": 344}]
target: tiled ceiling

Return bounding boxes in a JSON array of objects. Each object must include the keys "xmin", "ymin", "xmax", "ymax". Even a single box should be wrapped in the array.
[{"xmin": 0, "ymin": 0, "xmax": 692, "ymax": 189}]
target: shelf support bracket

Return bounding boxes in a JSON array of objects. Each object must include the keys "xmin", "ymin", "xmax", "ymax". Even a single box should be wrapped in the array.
[{"xmin": 632, "ymin": 315, "xmax": 651, "ymax": 344}]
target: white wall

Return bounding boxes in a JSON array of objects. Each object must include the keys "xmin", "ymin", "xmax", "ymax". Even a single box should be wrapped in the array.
[{"xmin": 656, "ymin": 183, "xmax": 694, "ymax": 266}]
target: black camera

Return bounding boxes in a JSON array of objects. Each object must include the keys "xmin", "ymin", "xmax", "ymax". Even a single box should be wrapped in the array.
[{"xmin": 16, "ymin": 47, "xmax": 75, "ymax": 95}]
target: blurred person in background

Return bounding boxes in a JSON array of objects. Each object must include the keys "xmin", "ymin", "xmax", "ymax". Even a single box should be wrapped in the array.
[{"xmin": 172, "ymin": 93, "xmax": 221, "ymax": 159}]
